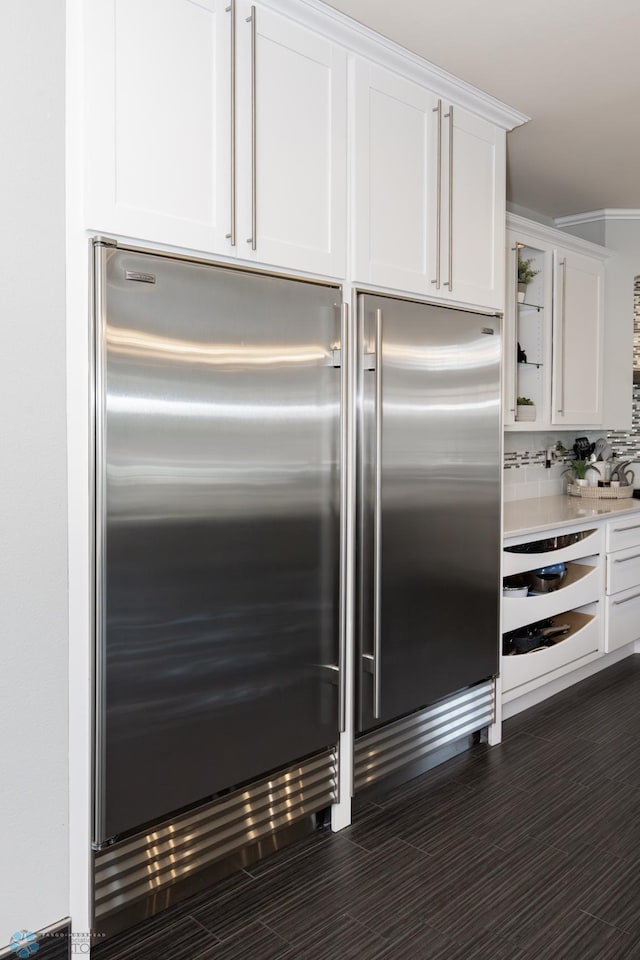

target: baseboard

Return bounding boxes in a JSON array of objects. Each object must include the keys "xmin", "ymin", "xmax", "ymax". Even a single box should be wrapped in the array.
[
  {"xmin": 0, "ymin": 920, "xmax": 71, "ymax": 960},
  {"xmin": 502, "ymin": 645, "xmax": 636, "ymax": 718}
]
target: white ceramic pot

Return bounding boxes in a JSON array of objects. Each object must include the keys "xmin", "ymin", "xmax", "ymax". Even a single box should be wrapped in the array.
[{"xmin": 516, "ymin": 403, "xmax": 536, "ymax": 422}]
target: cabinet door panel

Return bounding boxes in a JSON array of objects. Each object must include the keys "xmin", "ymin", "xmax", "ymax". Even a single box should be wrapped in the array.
[
  {"xmin": 239, "ymin": 5, "xmax": 347, "ymax": 277},
  {"xmin": 606, "ymin": 588, "xmax": 640, "ymax": 653},
  {"xmin": 353, "ymin": 61, "xmax": 436, "ymax": 293},
  {"xmin": 552, "ymin": 249, "xmax": 604, "ymax": 425},
  {"xmin": 442, "ymin": 106, "xmax": 505, "ymax": 310},
  {"xmin": 85, "ymin": 0, "xmax": 232, "ymax": 253}
]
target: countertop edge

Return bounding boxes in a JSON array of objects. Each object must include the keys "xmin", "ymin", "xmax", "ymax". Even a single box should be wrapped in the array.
[{"xmin": 504, "ymin": 495, "xmax": 640, "ymax": 540}]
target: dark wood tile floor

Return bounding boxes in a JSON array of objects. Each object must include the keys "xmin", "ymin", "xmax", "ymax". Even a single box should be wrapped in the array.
[{"xmin": 94, "ymin": 655, "xmax": 640, "ymax": 960}]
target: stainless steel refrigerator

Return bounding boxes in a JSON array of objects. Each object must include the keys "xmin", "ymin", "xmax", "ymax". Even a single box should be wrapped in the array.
[
  {"xmin": 93, "ymin": 243, "xmax": 343, "ymax": 844},
  {"xmin": 355, "ymin": 293, "xmax": 501, "ymax": 739}
]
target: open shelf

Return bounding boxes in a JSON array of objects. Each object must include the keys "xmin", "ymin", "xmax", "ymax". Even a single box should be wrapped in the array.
[
  {"xmin": 518, "ymin": 301, "xmax": 544, "ymax": 312},
  {"xmin": 503, "ymin": 560, "xmax": 600, "ymax": 633},
  {"xmin": 502, "ymin": 604, "xmax": 601, "ymax": 696}
]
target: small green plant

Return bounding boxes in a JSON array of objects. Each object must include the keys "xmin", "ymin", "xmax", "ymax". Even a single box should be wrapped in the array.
[
  {"xmin": 562, "ymin": 459, "xmax": 600, "ymax": 481},
  {"xmin": 516, "ymin": 396, "xmax": 534, "ymax": 406},
  {"xmin": 518, "ymin": 256, "xmax": 540, "ymax": 286}
]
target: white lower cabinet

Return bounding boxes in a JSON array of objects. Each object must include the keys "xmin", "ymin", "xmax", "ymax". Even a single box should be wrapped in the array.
[
  {"xmin": 502, "ymin": 524, "xmax": 604, "ymax": 701},
  {"xmin": 605, "ymin": 517, "xmax": 640, "ymax": 653}
]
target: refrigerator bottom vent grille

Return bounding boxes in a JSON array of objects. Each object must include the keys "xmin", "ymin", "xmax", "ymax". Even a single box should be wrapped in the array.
[
  {"xmin": 354, "ymin": 682, "xmax": 494, "ymax": 793},
  {"xmin": 94, "ymin": 748, "xmax": 337, "ymax": 927}
]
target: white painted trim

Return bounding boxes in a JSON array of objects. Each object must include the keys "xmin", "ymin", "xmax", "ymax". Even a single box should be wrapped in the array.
[
  {"xmin": 257, "ymin": 0, "xmax": 528, "ymax": 131},
  {"xmin": 506, "ymin": 212, "xmax": 612, "ymax": 260},
  {"xmin": 66, "ymin": 0, "xmax": 93, "ymax": 940},
  {"xmin": 555, "ymin": 209, "xmax": 640, "ymax": 227},
  {"xmin": 503, "ymin": 646, "xmax": 635, "ymax": 718}
]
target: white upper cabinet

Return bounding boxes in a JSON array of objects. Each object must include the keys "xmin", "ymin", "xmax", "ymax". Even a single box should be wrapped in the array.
[
  {"xmin": 352, "ymin": 61, "xmax": 438, "ymax": 294},
  {"xmin": 85, "ymin": 0, "xmax": 232, "ymax": 254},
  {"xmin": 84, "ymin": 0, "xmax": 523, "ymax": 283},
  {"xmin": 236, "ymin": 2, "xmax": 347, "ymax": 276},
  {"xmin": 353, "ymin": 62, "xmax": 507, "ymax": 310},
  {"xmin": 84, "ymin": 0, "xmax": 347, "ymax": 277},
  {"xmin": 551, "ymin": 248, "xmax": 604, "ymax": 426},
  {"xmin": 440, "ymin": 105, "xmax": 505, "ymax": 310},
  {"xmin": 504, "ymin": 214, "xmax": 609, "ymax": 430}
]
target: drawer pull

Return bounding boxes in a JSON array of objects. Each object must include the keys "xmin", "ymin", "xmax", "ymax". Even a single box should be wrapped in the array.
[
  {"xmin": 613, "ymin": 524, "xmax": 640, "ymax": 533},
  {"xmin": 613, "ymin": 553, "xmax": 640, "ymax": 564},
  {"xmin": 613, "ymin": 591, "xmax": 640, "ymax": 606}
]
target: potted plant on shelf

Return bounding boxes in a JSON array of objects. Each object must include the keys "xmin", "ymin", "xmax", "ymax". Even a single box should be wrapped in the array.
[
  {"xmin": 517, "ymin": 256, "xmax": 539, "ymax": 303},
  {"xmin": 562, "ymin": 459, "xmax": 600, "ymax": 488},
  {"xmin": 516, "ymin": 396, "xmax": 536, "ymax": 422}
]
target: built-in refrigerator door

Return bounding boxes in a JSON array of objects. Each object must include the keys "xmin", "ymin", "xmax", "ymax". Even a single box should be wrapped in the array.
[
  {"xmin": 95, "ymin": 245, "xmax": 342, "ymax": 842},
  {"xmin": 356, "ymin": 293, "xmax": 501, "ymax": 733}
]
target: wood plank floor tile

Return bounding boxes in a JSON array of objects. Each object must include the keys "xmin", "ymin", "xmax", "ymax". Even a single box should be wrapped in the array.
[
  {"xmin": 515, "ymin": 909, "xmax": 635, "ymax": 960},
  {"xmin": 277, "ymin": 914, "xmax": 386, "ymax": 960},
  {"xmin": 92, "ymin": 917, "xmax": 218, "ymax": 960},
  {"xmin": 191, "ymin": 921, "xmax": 290, "ymax": 960},
  {"xmin": 191, "ymin": 836, "xmax": 370, "ymax": 940},
  {"xmin": 264, "ymin": 838, "xmax": 430, "ymax": 944}
]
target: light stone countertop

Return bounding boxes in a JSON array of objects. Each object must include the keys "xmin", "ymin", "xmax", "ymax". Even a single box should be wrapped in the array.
[{"xmin": 504, "ymin": 494, "xmax": 640, "ymax": 539}]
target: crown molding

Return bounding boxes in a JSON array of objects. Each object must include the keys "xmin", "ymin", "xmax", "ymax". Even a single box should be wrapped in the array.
[
  {"xmin": 555, "ymin": 209, "xmax": 640, "ymax": 227},
  {"xmin": 261, "ymin": 0, "xmax": 529, "ymax": 131},
  {"xmin": 507, "ymin": 212, "xmax": 612, "ymax": 259}
]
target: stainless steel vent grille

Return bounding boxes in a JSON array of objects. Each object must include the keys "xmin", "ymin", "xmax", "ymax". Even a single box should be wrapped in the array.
[
  {"xmin": 94, "ymin": 749, "xmax": 337, "ymax": 921},
  {"xmin": 354, "ymin": 682, "xmax": 494, "ymax": 793}
]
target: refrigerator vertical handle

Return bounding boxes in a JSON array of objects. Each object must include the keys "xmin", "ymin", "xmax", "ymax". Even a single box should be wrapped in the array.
[
  {"xmin": 431, "ymin": 100, "xmax": 442, "ymax": 290},
  {"xmin": 338, "ymin": 303, "xmax": 349, "ymax": 733},
  {"xmin": 225, "ymin": 0, "xmax": 236, "ymax": 246},
  {"xmin": 373, "ymin": 308, "xmax": 383, "ymax": 719},
  {"xmin": 246, "ymin": 6, "xmax": 257, "ymax": 250}
]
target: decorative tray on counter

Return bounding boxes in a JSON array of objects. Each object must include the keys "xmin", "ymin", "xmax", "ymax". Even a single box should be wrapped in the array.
[{"xmin": 567, "ymin": 483, "xmax": 634, "ymax": 500}]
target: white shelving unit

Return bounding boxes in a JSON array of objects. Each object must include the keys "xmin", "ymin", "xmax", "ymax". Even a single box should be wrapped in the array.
[{"xmin": 502, "ymin": 523, "xmax": 604, "ymax": 701}]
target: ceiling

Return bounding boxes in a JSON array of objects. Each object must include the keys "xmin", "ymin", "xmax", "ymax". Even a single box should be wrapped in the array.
[{"xmin": 325, "ymin": 0, "xmax": 640, "ymax": 220}]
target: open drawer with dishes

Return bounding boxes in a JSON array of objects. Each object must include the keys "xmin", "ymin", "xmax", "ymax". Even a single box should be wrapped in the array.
[
  {"xmin": 502, "ymin": 603, "xmax": 600, "ymax": 695},
  {"xmin": 502, "ymin": 523, "xmax": 604, "ymax": 700}
]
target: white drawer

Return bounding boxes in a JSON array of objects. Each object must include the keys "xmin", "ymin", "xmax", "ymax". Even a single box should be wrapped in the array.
[
  {"xmin": 502, "ymin": 607, "xmax": 600, "ymax": 693},
  {"xmin": 606, "ymin": 516, "xmax": 640, "ymax": 554},
  {"xmin": 605, "ymin": 586, "xmax": 640, "ymax": 653},
  {"xmin": 503, "ymin": 526, "xmax": 602, "ymax": 577},
  {"xmin": 606, "ymin": 546, "xmax": 640, "ymax": 595},
  {"xmin": 503, "ymin": 561, "xmax": 602, "ymax": 633}
]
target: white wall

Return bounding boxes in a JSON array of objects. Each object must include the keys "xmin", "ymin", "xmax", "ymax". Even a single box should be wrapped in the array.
[{"xmin": 0, "ymin": 0, "xmax": 69, "ymax": 944}]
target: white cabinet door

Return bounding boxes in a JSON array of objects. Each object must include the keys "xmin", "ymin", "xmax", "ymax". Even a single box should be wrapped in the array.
[
  {"xmin": 85, "ymin": 0, "xmax": 232, "ymax": 254},
  {"xmin": 352, "ymin": 61, "xmax": 438, "ymax": 294},
  {"xmin": 236, "ymin": 3, "xmax": 347, "ymax": 277},
  {"xmin": 552, "ymin": 249, "xmax": 604, "ymax": 426},
  {"xmin": 440, "ymin": 105, "xmax": 505, "ymax": 311}
]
